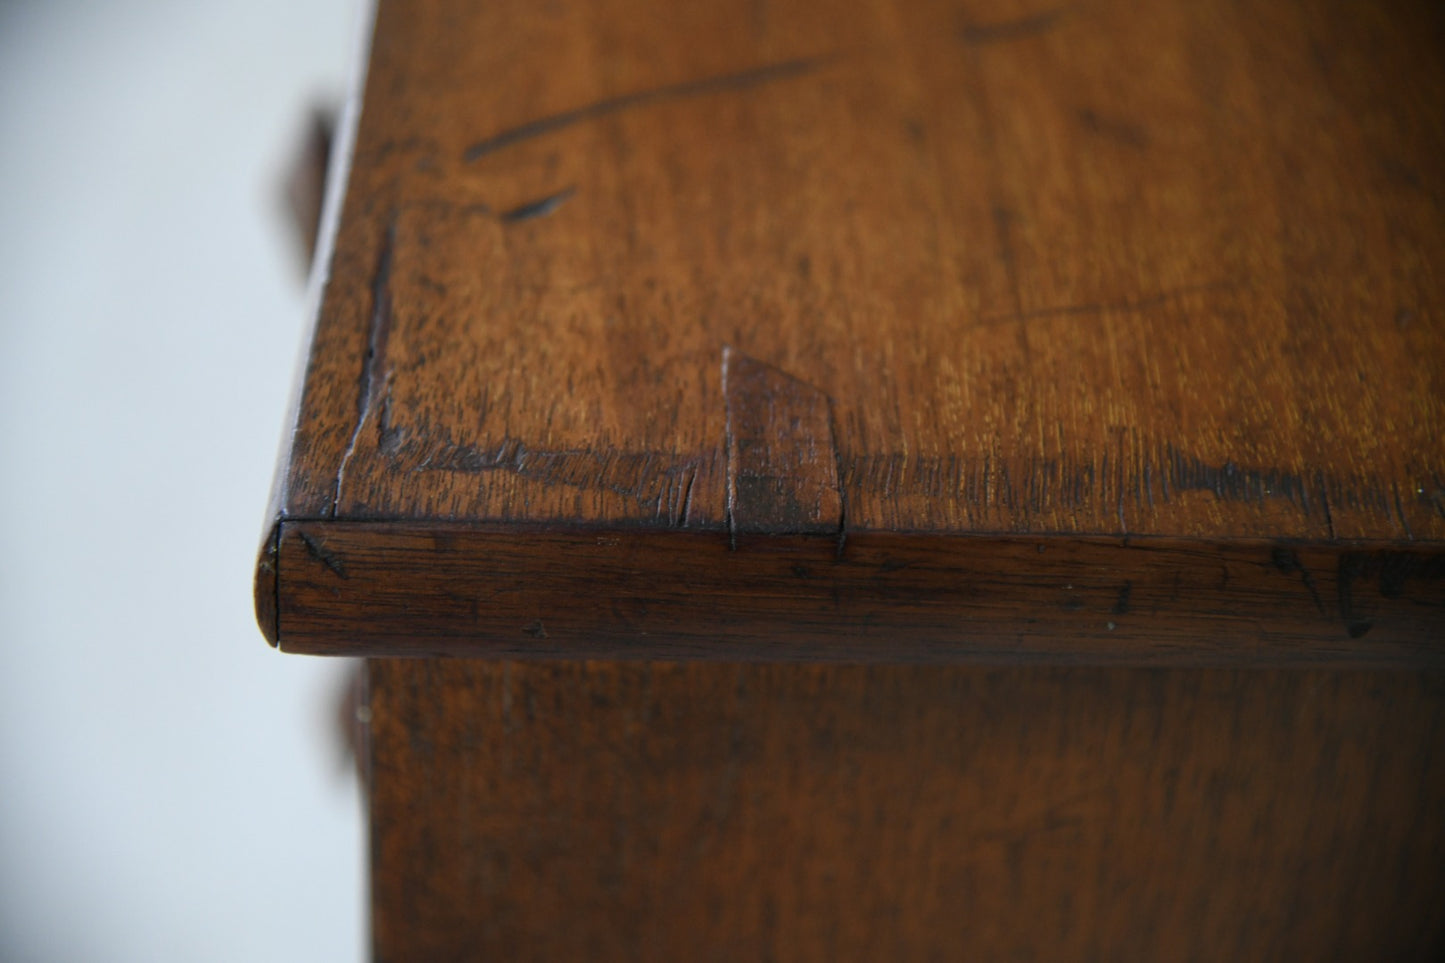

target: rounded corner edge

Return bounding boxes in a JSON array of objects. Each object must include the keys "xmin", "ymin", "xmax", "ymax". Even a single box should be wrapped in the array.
[{"xmin": 254, "ymin": 520, "xmax": 283, "ymax": 647}]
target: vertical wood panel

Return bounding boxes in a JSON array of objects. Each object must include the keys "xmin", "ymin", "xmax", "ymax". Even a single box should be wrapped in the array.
[{"xmin": 369, "ymin": 660, "xmax": 1445, "ymax": 961}]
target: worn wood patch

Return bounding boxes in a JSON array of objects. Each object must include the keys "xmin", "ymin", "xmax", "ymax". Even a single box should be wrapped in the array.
[{"xmin": 724, "ymin": 348, "xmax": 843, "ymax": 539}]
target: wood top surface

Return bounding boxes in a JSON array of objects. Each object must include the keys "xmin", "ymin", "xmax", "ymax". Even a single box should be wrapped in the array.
[{"xmin": 257, "ymin": 0, "xmax": 1445, "ymax": 661}]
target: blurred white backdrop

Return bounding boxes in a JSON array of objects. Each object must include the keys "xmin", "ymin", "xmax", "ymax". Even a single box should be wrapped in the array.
[{"xmin": 0, "ymin": 0, "xmax": 366, "ymax": 959}]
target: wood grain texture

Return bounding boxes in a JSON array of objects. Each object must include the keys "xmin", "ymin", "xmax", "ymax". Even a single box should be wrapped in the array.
[
  {"xmin": 368, "ymin": 659, "xmax": 1445, "ymax": 962},
  {"xmin": 256, "ymin": 0, "xmax": 1445, "ymax": 653},
  {"xmin": 274, "ymin": 521, "xmax": 1445, "ymax": 663},
  {"xmin": 724, "ymin": 347, "xmax": 843, "ymax": 537}
]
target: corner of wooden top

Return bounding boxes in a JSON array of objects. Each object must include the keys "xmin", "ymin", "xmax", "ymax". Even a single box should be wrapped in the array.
[{"xmin": 253, "ymin": 519, "xmax": 282, "ymax": 647}]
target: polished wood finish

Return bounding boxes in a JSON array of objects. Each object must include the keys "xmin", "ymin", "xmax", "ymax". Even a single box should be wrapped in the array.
[
  {"xmin": 257, "ymin": 0, "xmax": 1445, "ymax": 659},
  {"xmin": 278, "ymin": 522, "xmax": 1445, "ymax": 662},
  {"xmin": 369, "ymin": 660, "xmax": 1445, "ymax": 962},
  {"xmin": 253, "ymin": 0, "xmax": 1445, "ymax": 957}
]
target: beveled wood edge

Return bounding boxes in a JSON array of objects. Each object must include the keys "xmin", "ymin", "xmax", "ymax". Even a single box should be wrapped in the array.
[
  {"xmin": 254, "ymin": 0, "xmax": 380, "ymax": 646},
  {"xmin": 261, "ymin": 517, "xmax": 1445, "ymax": 666},
  {"xmin": 255, "ymin": 521, "xmax": 282, "ymax": 646}
]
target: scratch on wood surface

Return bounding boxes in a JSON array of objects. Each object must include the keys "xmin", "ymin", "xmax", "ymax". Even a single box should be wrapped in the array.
[
  {"xmin": 462, "ymin": 57, "xmax": 831, "ymax": 161},
  {"xmin": 1271, "ymin": 547, "xmax": 1325, "ymax": 615},
  {"xmin": 723, "ymin": 352, "xmax": 738, "ymax": 544},
  {"xmin": 331, "ymin": 217, "xmax": 396, "ymax": 517},
  {"xmin": 960, "ymin": 8, "xmax": 1066, "ymax": 45},
  {"xmin": 723, "ymin": 347, "xmax": 844, "ymax": 540},
  {"xmin": 1076, "ymin": 107, "xmax": 1150, "ymax": 149},
  {"xmin": 975, "ymin": 280, "xmax": 1240, "ymax": 327},
  {"xmin": 1317, "ymin": 472, "xmax": 1337, "ymax": 541},
  {"xmin": 1331, "ymin": 552, "xmax": 1445, "ymax": 639},
  {"xmin": 828, "ymin": 393, "xmax": 850, "ymax": 556},
  {"xmin": 836, "ymin": 444, "xmax": 1420, "ymax": 535},
  {"xmin": 1423, "ymin": 477, "xmax": 1445, "ymax": 520},
  {"xmin": 1164, "ymin": 445, "xmax": 1306, "ymax": 506},
  {"xmin": 1111, "ymin": 581, "xmax": 1132, "ymax": 616},
  {"xmin": 991, "ymin": 204, "xmax": 1025, "ymax": 322},
  {"xmin": 501, "ymin": 186, "xmax": 576, "ymax": 223},
  {"xmin": 421, "ymin": 436, "xmax": 713, "ymax": 525},
  {"xmin": 1394, "ymin": 483, "xmax": 1413, "ymax": 540},
  {"xmin": 298, "ymin": 530, "xmax": 348, "ymax": 579},
  {"xmin": 678, "ymin": 465, "xmax": 698, "ymax": 528},
  {"xmin": 377, "ymin": 383, "xmax": 405, "ymax": 456}
]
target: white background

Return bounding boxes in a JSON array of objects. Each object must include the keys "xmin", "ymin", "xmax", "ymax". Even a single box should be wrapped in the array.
[{"xmin": 0, "ymin": 0, "xmax": 366, "ymax": 959}]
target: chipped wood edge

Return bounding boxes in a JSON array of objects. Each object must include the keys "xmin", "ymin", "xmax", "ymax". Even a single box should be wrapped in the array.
[{"xmin": 254, "ymin": 520, "xmax": 282, "ymax": 646}]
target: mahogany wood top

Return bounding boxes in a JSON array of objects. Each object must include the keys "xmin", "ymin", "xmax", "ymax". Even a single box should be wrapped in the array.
[{"xmin": 257, "ymin": 0, "xmax": 1445, "ymax": 661}]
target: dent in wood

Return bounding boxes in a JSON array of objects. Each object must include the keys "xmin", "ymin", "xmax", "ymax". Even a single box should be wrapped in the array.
[{"xmin": 723, "ymin": 348, "xmax": 844, "ymax": 540}]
